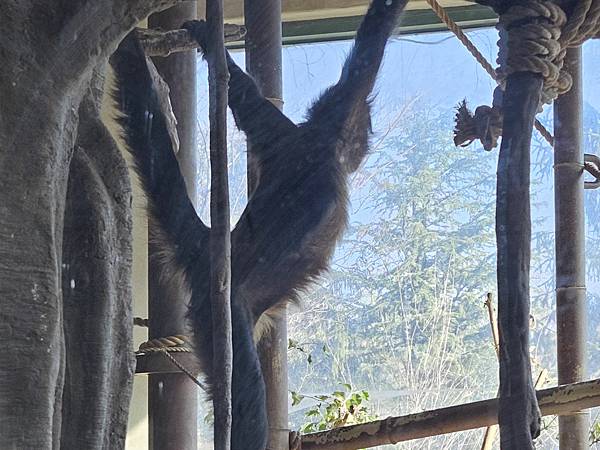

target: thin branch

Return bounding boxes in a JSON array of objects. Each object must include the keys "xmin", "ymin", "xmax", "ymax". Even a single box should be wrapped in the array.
[
  {"xmin": 480, "ymin": 294, "xmax": 548, "ymax": 450},
  {"xmin": 136, "ymin": 24, "xmax": 245, "ymax": 57},
  {"xmin": 484, "ymin": 292, "xmax": 500, "ymax": 358}
]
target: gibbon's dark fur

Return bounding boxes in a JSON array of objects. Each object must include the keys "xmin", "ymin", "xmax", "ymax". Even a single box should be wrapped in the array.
[{"xmin": 111, "ymin": 0, "xmax": 406, "ymax": 447}]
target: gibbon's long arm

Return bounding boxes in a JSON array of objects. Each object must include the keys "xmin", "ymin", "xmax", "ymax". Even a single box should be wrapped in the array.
[
  {"xmin": 183, "ymin": 0, "xmax": 408, "ymax": 322},
  {"xmin": 110, "ymin": 35, "xmax": 210, "ymax": 269},
  {"xmin": 113, "ymin": 0, "xmax": 406, "ymax": 447},
  {"xmin": 225, "ymin": 52, "xmax": 298, "ymax": 153},
  {"xmin": 181, "ymin": 21, "xmax": 297, "ymax": 170},
  {"xmin": 307, "ymin": 0, "xmax": 408, "ymax": 172}
]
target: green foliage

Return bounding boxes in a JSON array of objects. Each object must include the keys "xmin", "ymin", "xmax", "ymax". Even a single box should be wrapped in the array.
[
  {"xmin": 292, "ymin": 383, "xmax": 376, "ymax": 435},
  {"xmin": 288, "ymin": 339, "xmax": 313, "ymax": 364},
  {"xmin": 591, "ymin": 421, "xmax": 600, "ymax": 446}
]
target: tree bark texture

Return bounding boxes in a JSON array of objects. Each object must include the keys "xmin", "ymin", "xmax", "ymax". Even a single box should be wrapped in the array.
[
  {"xmin": 495, "ymin": 71, "xmax": 543, "ymax": 449},
  {"xmin": 61, "ymin": 77, "xmax": 135, "ymax": 449},
  {"xmin": 0, "ymin": 0, "xmax": 181, "ymax": 447},
  {"xmin": 206, "ymin": 0, "xmax": 233, "ymax": 449},
  {"xmin": 137, "ymin": 24, "xmax": 245, "ymax": 57}
]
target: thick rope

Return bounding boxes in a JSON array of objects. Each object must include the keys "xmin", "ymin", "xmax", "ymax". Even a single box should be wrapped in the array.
[
  {"xmin": 425, "ymin": 0, "xmax": 554, "ymax": 148},
  {"xmin": 445, "ymin": 0, "xmax": 600, "ymax": 150},
  {"xmin": 138, "ymin": 334, "xmax": 191, "ymax": 351},
  {"xmin": 424, "ymin": 0, "xmax": 497, "ymax": 79},
  {"xmin": 497, "ymin": 1, "xmax": 568, "ymax": 103},
  {"xmin": 135, "ymin": 330, "xmax": 207, "ymax": 391}
]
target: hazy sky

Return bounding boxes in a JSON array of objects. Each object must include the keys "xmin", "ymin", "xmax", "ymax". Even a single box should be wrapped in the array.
[{"xmin": 198, "ymin": 28, "xmax": 599, "ymax": 139}]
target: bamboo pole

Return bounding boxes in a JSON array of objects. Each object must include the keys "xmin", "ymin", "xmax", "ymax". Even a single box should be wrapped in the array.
[
  {"xmin": 554, "ymin": 46, "xmax": 589, "ymax": 449},
  {"xmin": 301, "ymin": 378, "xmax": 600, "ymax": 450},
  {"xmin": 147, "ymin": 4, "xmax": 199, "ymax": 449},
  {"xmin": 206, "ymin": 0, "xmax": 233, "ymax": 447}
]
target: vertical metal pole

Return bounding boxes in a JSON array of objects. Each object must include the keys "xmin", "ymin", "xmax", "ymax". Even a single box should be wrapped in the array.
[
  {"xmin": 554, "ymin": 46, "xmax": 589, "ymax": 450},
  {"xmin": 149, "ymin": 2, "xmax": 200, "ymax": 207},
  {"xmin": 147, "ymin": 3, "xmax": 199, "ymax": 450},
  {"xmin": 244, "ymin": 2, "xmax": 289, "ymax": 449}
]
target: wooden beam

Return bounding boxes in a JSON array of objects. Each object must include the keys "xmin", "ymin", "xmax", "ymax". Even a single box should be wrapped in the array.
[
  {"xmin": 301, "ymin": 378, "xmax": 600, "ymax": 450},
  {"xmin": 199, "ymin": 0, "xmax": 479, "ymax": 23},
  {"xmin": 135, "ymin": 352, "xmax": 199, "ymax": 375},
  {"xmin": 206, "ymin": 0, "xmax": 233, "ymax": 448},
  {"xmin": 554, "ymin": 46, "xmax": 588, "ymax": 450},
  {"xmin": 136, "ymin": 24, "xmax": 245, "ymax": 56}
]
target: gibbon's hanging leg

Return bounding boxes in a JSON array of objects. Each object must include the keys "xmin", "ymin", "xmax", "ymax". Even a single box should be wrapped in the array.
[
  {"xmin": 113, "ymin": 0, "xmax": 406, "ymax": 448},
  {"xmin": 111, "ymin": 35, "xmax": 269, "ymax": 450},
  {"xmin": 110, "ymin": 35, "xmax": 214, "ymax": 381}
]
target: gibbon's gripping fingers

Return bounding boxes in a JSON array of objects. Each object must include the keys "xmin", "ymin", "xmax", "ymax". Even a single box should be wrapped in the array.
[
  {"xmin": 181, "ymin": 19, "xmax": 209, "ymax": 53},
  {"xmin": 183, "ymin": 19, "xmax": 296, "ymax": 151}
]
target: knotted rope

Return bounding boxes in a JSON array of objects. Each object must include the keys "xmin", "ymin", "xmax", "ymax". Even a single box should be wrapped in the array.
[
  {"xmin": 452, "ymin": 0, "xmax": 600, "ymax": 150},
  {"xmin": 134, "ymin": 318, "xmax": 207, "ymax": 391}
]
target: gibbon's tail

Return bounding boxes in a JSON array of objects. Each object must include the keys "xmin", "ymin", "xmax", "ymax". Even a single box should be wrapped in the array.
[{"xmin": 110, "ymin": 33, "xmax": 209, "ymax": 268}]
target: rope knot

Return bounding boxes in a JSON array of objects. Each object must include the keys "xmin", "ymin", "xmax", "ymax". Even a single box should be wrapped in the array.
[
  {"xmin": 454, "ymin": 101, "xmax": 503, "ymax": 151},
  {"xmin": 496, "ymin": 1, "xmax": 568, "ymax": 100}
]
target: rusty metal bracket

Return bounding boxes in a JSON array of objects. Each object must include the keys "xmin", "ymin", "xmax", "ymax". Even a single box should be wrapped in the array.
[{"xmin": 584, "ymin": 153, "xmax": 600, "ymax": 189}]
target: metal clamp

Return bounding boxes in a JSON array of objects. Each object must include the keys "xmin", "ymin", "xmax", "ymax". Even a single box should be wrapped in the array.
[{"xmin": 584, "ymin": 153, "xmax": 600, "ymax": 190}]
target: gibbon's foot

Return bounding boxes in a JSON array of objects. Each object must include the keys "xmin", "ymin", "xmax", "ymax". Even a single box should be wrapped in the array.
[{"xmin": 182, "ymin": 20, "xmax": 208, "ymax": 54}]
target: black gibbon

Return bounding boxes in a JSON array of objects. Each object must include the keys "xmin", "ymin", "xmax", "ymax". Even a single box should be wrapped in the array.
[{"xmin": 111, "ymin": 0, "xmax": 406, "ymax": 447}]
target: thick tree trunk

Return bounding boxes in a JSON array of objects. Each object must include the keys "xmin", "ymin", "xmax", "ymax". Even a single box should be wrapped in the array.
[
  {"xmin": 0, "ymin": 0, "xmax": 181, "ymax": 447},
  {"xmin": 60, "ymin": 77, "xmax": 135, "ymax": 449},
  {"xmin": 0, "ymin": 78, "xmax": 78, "ymax": 450},
  {"xmin": 496, "ymin": 72, "xmax": 542, "ymax": 449}
]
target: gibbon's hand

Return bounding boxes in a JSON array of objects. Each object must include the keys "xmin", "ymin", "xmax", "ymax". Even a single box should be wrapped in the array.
[{"xmin": 182, "ymin": 20, "xmax": 208, "ymax": 54}]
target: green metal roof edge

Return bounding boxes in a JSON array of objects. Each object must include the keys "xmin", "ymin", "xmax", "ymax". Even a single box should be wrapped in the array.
[{"xmin": 227, "ymin": 4, "xmax": 497, "ymax": 49}]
